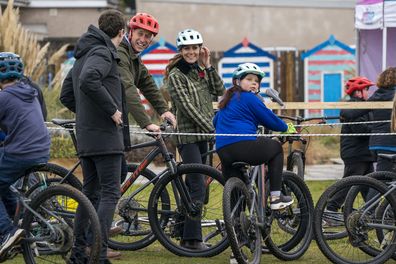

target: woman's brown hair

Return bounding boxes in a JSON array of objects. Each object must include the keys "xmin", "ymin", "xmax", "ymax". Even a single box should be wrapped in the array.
[
  {"xmin": 164, "ymin": 53, "xmax": 183, "ymax": 81},
  {"xmin": 218, "ymin": 85, "xmax": 243, "ymax": 109},
  {"xmin": 377, "ymin": 67, "xmax": 396, "ymax": 89}
]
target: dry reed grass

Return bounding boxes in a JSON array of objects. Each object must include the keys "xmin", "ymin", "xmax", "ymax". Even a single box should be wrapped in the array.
[{"xmin": 0, "ymin": 0, "xmax": 67, "ymax": 84}]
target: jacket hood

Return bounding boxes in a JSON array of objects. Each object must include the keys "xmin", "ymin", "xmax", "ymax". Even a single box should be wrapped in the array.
[
  {"xmin": 74, "ymin": 25, "xmax": 118, "ymax": 60},
  {"xmin": 3, "ymin": 81, "xmax": 37, "ymax": 103},
  {"xmin": 370, "ymin": 86, "xmax": 396, "ymax": 101}
]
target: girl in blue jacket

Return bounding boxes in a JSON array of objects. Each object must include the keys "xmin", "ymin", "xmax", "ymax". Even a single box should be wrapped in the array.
[{"xmin": 214, "ymin": 63, "xmax": 293, "ymax": 210}]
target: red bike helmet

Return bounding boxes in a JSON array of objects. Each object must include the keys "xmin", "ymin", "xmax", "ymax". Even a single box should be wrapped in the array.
[
  {"xmin": 129, "ymin": 13, "xmax": 159, "ymax": 36},
  {"xmin": 345, "ymin": 76, "xmax": 375, "ymax": 95}
]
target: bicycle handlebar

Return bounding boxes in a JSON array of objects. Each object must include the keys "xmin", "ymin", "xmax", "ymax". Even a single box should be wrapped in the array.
[{"xmin": 278, "ymin": 115, "xmax": 339, "ymax": 124}]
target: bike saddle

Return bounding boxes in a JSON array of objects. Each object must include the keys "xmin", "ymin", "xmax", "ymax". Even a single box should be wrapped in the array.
[
  {"xmin": 378, "ymin": 153, "xmax": 396, "ymax": 162},
  {"xmin": 231, "ymin": 162, "xmax": 250, "ymax": 169},
  {"xmin": 51, "ymin": 118, "xmax": 76, "ymax": 127}
]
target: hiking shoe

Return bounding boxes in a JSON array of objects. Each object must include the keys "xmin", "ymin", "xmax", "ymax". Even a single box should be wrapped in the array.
[
  {"xmin": 270, "ymin": 195, "xmax": 293, "ymax": 210},
  {"xmin": 0, "ymin": 228, "xmax": 25, "ymax": 259},
  {"xmin": 322, "ymin": 209, "xmax": 344, "ymax": 227}
]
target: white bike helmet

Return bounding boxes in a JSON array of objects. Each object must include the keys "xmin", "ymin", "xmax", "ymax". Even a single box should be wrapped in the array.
[
  {"xmin": 232, "ymin": 63, "xmax": 265, "ymax": 81},
  {"xmin": 176, "ymin": 29, "xmax": 203, "ymax": 48}
]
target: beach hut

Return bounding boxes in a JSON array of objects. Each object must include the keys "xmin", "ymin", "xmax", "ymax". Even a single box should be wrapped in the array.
[
  {"xmin": 301, "ymin": 35, "xmax": 356, "ymax": 118},
  {"xmin": 140, "ymin": 38, "xmax": 177, "ymax": 111},
  {"xmin": 218, "ymin": 38, "xmax": 276, "ymax": 98}
]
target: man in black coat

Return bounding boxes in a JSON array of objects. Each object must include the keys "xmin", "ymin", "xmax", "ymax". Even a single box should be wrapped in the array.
[
  {"xmin": 60, "ymin": 10, "xmax": 127, "ymax": 264},
  {"xmin": 326, "ymin": 77, "xmax": 375, "ymax": 213}
]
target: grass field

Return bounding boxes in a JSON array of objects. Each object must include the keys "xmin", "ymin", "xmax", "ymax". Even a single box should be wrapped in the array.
[{"xmin": 8, "ymin": 180, "xmax": 338, "ymax": 264}]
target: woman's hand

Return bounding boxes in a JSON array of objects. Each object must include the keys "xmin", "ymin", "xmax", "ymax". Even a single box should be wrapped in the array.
[{"xmin": 199, "ymin": 46, "xmax": 212, "ymax": 68}]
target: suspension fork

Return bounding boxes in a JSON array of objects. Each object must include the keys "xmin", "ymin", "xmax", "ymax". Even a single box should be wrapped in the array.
[{"xmin": 171, "ymin": 171, "xmax": 196, "ymax": 214}]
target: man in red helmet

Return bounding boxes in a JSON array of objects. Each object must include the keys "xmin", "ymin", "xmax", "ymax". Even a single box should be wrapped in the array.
[
  {"xmin": 325, "ymin": 76, "xmax": 376, "ymax": 216},
  {"xmin": 117, "ymin": 13, "xmax": 175, "ymax": 132}
]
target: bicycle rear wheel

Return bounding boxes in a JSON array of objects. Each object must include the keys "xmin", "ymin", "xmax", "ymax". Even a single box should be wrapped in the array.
[
  {"xmin": 148, "ymin": 163, "xmax": 227, "ymax": 257},
  {"xmin": 314, "ymin": 176, "xmax": 396, "ymax": 264},
  {"xmin": 108, "ymin": 163, "xmax": 169, "ymax": 251},
  {"xmin": 21, "ymin": 184, "xmax": 101, "ymax": 264},
  {"xmin": 223, "ymin": 177, "xmax": 261, "ymax": 264},
  {"xmin": 263, "ymin": 171, "xmax": 313, "ymax": 261}
]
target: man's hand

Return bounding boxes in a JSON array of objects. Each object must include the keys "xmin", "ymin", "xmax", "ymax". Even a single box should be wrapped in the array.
[
  {"xmin": 161, "ymin": 111, "xmax": 176, "ymax": 128},
  {"xmin": 145, "ymin": 123, "xmax": 161, "ymax": 132},
  {"xmin": 111, "ymin": 110, "xmax": 123, "ymax": 126}
]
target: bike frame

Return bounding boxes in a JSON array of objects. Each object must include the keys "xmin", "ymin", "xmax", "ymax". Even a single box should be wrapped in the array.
[{"xmin": 53, "ymin": 119, "xmax": 205, "ymax": 219}]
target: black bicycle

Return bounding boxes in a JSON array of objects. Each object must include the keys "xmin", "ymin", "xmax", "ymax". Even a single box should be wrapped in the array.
[
  {"xmin": 314, "ymin": 170, "xmax": 396, "ymax": 264},
  {"xmin": 52, "ymin": 119, "xmax": 227, "ymax": 257},
  {"xmin": 0, "ymin": 165, "xmax": 101, "ymax": 264}
]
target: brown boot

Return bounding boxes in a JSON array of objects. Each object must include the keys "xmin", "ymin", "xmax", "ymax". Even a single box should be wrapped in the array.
[
  {"xmin": 85, "ymin": 247, "xmax": 121, "ymax": 259},
  {"xmin": 108, "ymin": 226, "xmax": 123, "ymax": 237},
  {"xmin": 106, "ymin": 248, "xmax": 121, "ymax": 259}
]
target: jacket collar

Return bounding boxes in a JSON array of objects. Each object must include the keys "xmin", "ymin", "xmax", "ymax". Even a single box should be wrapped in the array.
[
  {"xmin": 120, "ymin": 37, "xmax": 139, "ymax": 60},
  {"xmin": 175, "ymin": 58, "xmax": 197, "ymax": 75}
]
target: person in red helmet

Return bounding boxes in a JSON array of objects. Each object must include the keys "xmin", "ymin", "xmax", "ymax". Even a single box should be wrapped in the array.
[
  {"xmin": 325, "ymin": 76, "xmax": 376, "ymax": 214},
  {"xmin": 117, "ymin": 13, "xmax": 175, "ymax": 134},
  {"xmin": 113, "ymin": 13, "xmax": 176, "ymax": 256}
]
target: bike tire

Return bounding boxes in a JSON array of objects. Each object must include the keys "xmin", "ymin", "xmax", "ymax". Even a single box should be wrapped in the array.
[
  {"xmin": 314, "ymin": 176, "xmax": 396, "ymax": 264},
  {"xmin": 23, "ymin": 163, "xmax": 82, "ymax": 192},
  {"xmin": 287, "ymin": 152, "xmax": 305, "ymax": 180},
  {"xmin": 108, "ymin": 163, "xmax": 169, "ymax": 251},
  {"xmin": 223, "ymin": 177, "xmax": 261, "ymax": 264},
  {"xmin": 263, "ymin": 171, "xmax": 314, "ymax": 261},
  {"xmin": 21, "ymin": 184, "xmax": 101, "ymax": 264},
  {"xmin": 343, "ymin": 171, "xmax": 396, "ymax": 259},
  {"xmin": 148, "ymin": 163, "xmax": 227, "ymax": 257}
]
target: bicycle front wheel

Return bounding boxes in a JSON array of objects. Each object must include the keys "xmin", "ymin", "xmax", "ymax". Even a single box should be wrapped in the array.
[
  {"xmin": 21, "ymin": 184, "xmax": 101, "ymax": 264},
  {"xmin": 263, "ymin": 171, "xmax": 314, "ymax": 261},
  {"xmin": 148, "ymin": 163, "xmax": 227, "ymax": 257},
  {"xmin": 314, "ymin": 176, "xmax": 396, "ymax": 264},
  {"xmin": 223, "ymin": 177, "xmax": 261, "ymax": 264}
]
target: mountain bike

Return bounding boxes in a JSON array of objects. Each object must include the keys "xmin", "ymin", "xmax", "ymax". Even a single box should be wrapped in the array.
[
  {"xmin": 52, "ymin": 119, "xmax": 227, "ymax": 256},
  {"xmin": 313, "ymin": 172, "xmax": 396, "ymax": 264},
  {"xmin": 222, "ymin": 160, "xmax": 314, "ymax": 263},
  {"xmin": 0, "ymin": 165, "xmax": 101, "ymax": 264}
]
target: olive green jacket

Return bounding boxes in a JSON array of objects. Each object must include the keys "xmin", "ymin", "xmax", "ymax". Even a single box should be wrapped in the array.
[
  {"xmin": 166, "ymin": 60, "xmax": 225, "ymax": 144},
  {"xmin": 117, "ymin": 37, "xmax": 168, "ymax": 128}
]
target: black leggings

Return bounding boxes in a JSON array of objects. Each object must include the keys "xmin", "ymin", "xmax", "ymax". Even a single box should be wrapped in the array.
[{"xmin": 217, "ymin": 137, "xmax": 283, "ymax": 193}]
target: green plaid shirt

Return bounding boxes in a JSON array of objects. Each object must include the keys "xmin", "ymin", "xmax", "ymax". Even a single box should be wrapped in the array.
[{"xmin": 167, "ymin": 66, "xmax": 225, "ymax": 144}]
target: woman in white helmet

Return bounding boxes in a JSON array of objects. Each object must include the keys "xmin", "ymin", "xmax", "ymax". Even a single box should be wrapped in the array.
[
  {"xmin": 214, "ymin": 62, "xmax": 295, "ymax": 210},
  {"xmin": 164, "ymin": 29, "xmax": 225, "ymax": 250}
]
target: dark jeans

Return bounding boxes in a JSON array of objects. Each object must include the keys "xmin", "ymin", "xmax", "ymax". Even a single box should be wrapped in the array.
[
  {"xmin": 178, "ymin": 141, "xmax": 208, "ymax": 241},
  {"xmin": 0, "ymin": 150, "xmax": 48, "ymax": 235},
  {"xmin": 327, "ymin": 161, "xmax": 374, "ymax": 212},
  {"xmin": 73, "ymin": 154, "xmax": 122, "ymax": 261},
  {"xmin": 217, "ymin": 137, "xmax": 283, "ymax": 193}
]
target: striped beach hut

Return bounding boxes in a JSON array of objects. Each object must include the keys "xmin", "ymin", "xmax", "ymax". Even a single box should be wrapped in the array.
[
  {"xmin": 302, "ymin": 35, "xmax": 356, "ymax": 118},
  {"xmin": 140, "ymin": 38, "xmax": 177, "ymax": 111},
  {"xmin": 218, "ymin": 38, "xmax": 276, "ymax": 97}
]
